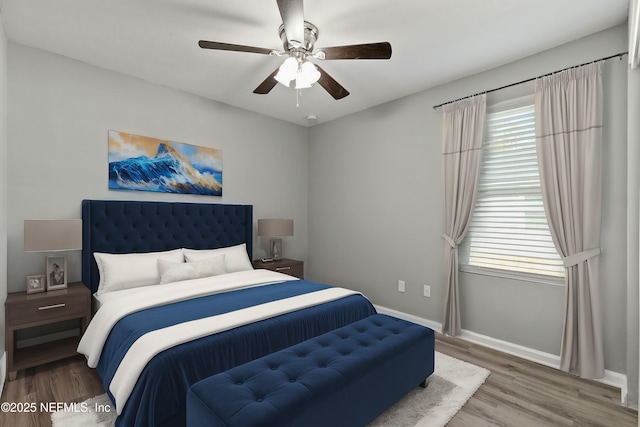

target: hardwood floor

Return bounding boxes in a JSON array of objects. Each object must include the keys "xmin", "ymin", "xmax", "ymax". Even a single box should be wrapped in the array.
[
  {"xmin": 438, "ymin": 334, "xmax": 638, "ymax": 427},
  {"xmin": 0, "ymin": 355, "xmax": 103, "ymax": 427},
  {"xmin": 0, "ymin": 334, "xmax": 637, "ymax": 427}
]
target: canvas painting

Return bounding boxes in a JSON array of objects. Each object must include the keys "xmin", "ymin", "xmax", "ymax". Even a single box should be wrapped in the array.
[{"xmin": 108, "ymin": 131, "xmax": 223, "ymax": 196}]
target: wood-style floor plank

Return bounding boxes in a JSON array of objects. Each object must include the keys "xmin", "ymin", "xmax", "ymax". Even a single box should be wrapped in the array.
[
  {"xmin": 0, "ymin": 355, "xmax": 103, "ymax": 427},
  {"xmin": 437, "ymin": 333, "xmax": 638, "ymax": 427},
  {"xmin": 0, "ymin": 335, "xmax": 637, "ymax": 427}
]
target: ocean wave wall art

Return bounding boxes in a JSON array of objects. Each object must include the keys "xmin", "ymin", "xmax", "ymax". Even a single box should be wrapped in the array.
[{"xmin": 108, "ymin": 131, "xmax": 223, "ymax": 196}]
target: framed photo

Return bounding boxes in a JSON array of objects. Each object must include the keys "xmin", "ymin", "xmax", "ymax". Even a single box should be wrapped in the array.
[
  {"xmin": 26, "ymin": 274, "xmax": 46, "ymax": 294},
  {"xmin": 46, "ymin": 255, "xmax": 68, "ymax": 290}
]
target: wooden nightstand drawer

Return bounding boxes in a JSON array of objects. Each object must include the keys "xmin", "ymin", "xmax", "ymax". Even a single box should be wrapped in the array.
[
  {"xmin": 272, "ymin": 263, "xmax": 303, "ymax": 278},
  {"xmin": 252, "ymin": 258, "xmax": 304, "ymax": 279},
  {"xmin": 6, "ymin": 293, "xmax": 87, "ymax": 327}
]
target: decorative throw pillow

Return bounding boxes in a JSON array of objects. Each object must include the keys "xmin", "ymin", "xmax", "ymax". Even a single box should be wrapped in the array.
[
  {"xmin": 183, "ymin": 243, "xmax": 253, "ymax": 273},
  {"xmin": 158, "ymin": 255, "xmax": 227, "ymax": 284}
]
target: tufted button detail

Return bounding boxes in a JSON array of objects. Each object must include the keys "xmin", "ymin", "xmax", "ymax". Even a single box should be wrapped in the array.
[{"xmin": 186, "ymin": 314, "xmax": 435, "ymax": 427}]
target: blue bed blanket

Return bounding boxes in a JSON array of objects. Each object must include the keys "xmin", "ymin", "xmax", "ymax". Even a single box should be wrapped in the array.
[{"xmin": 94, "ymin": 280, "xmax": 376, "ymax": 427}]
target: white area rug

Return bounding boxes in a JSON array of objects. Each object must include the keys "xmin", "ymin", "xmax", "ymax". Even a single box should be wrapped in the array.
[
  {"xmin": 368, "ymin": 352, "xmax": 490, "ymax": 427},
  {"xmin": 52, "ymin": 352, "xmax": 489, "ymax": 427}
]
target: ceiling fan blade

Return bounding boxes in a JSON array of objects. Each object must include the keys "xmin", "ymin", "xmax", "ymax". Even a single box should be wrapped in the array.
[
  {"xmin": 315, "ymin": 65, "xmax": 350, "ymax": 100},
  {"xmin": 198, "ymin": 40, "xmax": 273, "ymax": 55},
  {"xmin": 253, "ymin": 68, "xmax": 280, "ymax": 94},
  {"xmin": 276, "ymin": 0, "xmax": 304, "ymax": 48},
  {"xmin": 319, "ymin": 42, "xmax": 392, "ymax": 60}
]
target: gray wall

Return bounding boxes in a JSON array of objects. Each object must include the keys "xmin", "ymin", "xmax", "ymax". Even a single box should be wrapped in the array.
[
  {"xmin": 627, "ymin": 61, "xmax": 640, "ymax": 407},
  {"xmin": 5, "ymin": 43, "xmax": 309, "ymax": 292},
  {"xmin": 308, "ymin": 24, "xmax": 632, "ymax": 386},
  {"xmin": 0, "ymin": 16, "xmax": 8, "ymax": 365}
]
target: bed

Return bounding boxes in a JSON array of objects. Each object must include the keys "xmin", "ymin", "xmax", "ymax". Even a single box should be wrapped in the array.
[{"xmin": 78, "ymin": 199, "xmax": 376, "ymax": 427}]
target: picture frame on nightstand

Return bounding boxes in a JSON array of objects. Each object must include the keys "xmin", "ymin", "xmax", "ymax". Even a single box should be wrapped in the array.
[
  {"xmin": 25, "ymin": 274, "xmax": 46, "ymax": 294},
  {"xmin": 45, "ymin": 255, "xmax": 68, "ymax": 290}
]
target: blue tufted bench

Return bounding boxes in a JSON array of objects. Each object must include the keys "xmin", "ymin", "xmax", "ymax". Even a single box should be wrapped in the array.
[{"xmin": 186, "ymin": 314, "xmax": 435, "ymax": 427}]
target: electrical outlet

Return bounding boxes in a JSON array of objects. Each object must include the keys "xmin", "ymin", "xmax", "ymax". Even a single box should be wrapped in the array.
[
  {"xmin": 398, "ymin": 280, "xmax": 406, "ymax": 293},
  {"xmin": 423, "ymin": 285, "xmax": 431, "ymax": 298}
]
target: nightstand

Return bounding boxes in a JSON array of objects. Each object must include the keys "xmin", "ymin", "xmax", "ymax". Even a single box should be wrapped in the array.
[
  {"xmin": 252, "ymin": 258, "xmax": 304, "ymax": 279},
  {"xmin": 5, "ymin": 281, "xmax": 91, "ymax": 380}
]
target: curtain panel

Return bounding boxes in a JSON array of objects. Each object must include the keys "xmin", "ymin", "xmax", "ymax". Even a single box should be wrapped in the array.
[
  {"xmin": 630, "ymin": 0, "xmax": 640, "ymax": 69},
  {"xmin": 535, "ymin": 62, "xmax": 604, "ymax": 379},
  {"xmin": 441, "ymin": 94, "xmax": 486, "ymax": 336}
]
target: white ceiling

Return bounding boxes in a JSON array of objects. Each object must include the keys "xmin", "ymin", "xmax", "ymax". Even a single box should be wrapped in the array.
[{"xmin": 0, "ymin": 0, "xmax": 630, "ymax": 127}]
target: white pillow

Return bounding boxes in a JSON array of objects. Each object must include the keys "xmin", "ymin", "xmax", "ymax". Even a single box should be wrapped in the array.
[
  {"xmin": 183, "ymin": 243, "xmax": 253, "ymax": 273},
  {"xmin": 94, "ymin": 249, "xmax": 184, "ymax": 295},
  {"xmin": 158, "ymin": 255, "xmax": 227, "ymax": 284}
]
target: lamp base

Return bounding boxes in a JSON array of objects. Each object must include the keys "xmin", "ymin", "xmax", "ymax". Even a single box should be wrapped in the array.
[{"xmin": 269, "ymin": 238, "xmax": 283, "ymax": 259}]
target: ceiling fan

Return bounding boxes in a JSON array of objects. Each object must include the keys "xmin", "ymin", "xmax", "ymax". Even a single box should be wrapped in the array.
[{"xmin": 198, "ymin": 0, "xmax": 392, "ymax": 100}]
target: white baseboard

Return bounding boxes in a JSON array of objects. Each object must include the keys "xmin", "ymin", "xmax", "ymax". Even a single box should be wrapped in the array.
[
  {"xmin": 374, "ymin": 304, "xmax": 628, "ymax": 404},
  {"xmin": 374, "ymin": 305, "xmax": 442, "ymax": 331},
  {"xmin": 0, "ymin": 351, "xmax": 6, "ymax": 397}
]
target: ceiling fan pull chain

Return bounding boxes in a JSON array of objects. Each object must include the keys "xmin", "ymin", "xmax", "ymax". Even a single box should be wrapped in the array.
[{"xmin": 296, "ymin": 89, "xmax": 300, "ymax": 108}]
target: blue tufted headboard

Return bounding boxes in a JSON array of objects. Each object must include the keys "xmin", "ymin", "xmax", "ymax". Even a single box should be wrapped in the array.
[{"xmin": 81, "ymin": 199, "xmax": 253, "ymax": 294}]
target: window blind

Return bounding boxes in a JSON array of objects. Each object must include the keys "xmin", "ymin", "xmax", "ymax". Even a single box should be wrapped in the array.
[{"xmin": 460, "ymin": 98, "xmax": 564, "ymax": 280}]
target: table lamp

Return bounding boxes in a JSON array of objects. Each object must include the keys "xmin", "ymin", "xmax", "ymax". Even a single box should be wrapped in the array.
[
  {"xmin": 24, "ymin": 219, "xmax": 82, "ymax": 290},
  {"xmin": 257, "ymin": 219, "xmax": 293, "ymax": 260}
]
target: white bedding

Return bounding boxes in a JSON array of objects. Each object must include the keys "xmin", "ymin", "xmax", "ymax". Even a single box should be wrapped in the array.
[
  {"xmin": 77, "ymin": 270, "xmax": 361, "ymax": 415},
  {"xmin": 79, "ymin": 269, "xmax": 298, "ymax": 367}
]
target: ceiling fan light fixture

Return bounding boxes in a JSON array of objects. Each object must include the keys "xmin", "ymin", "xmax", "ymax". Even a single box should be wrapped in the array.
[
  {"xmin": 295, "ymin": 73, "xmax": 312, "ymax": 89},
  {"xmin": 300, "ymin": 60, "xmax": 320, "ymax": 84},
  {"xmin": 294, "ymin": 60, "xmax": 320, "ymax": 89},
  {"xmin": 274, "ymin": 57, "xmax": 298, "ymax": 87}
]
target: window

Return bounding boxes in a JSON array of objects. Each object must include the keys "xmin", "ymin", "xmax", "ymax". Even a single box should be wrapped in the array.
[{"xmin": 459, "ymin": 96, "xmax": 564, "ymax": 282}]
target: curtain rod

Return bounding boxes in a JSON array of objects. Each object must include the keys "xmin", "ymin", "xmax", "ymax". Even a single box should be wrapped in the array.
[{"xmin": 432, "ymin": 51, "xmax": 628, "ymax": 110}]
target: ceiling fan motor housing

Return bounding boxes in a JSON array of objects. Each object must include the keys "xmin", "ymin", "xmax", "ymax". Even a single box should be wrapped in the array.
[{"xmin": 279, "ymin": 21, "xmax": 319, "ymax": 56}]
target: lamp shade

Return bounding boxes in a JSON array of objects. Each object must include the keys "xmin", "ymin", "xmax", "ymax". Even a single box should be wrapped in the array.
[
  {"xmin": 274, "ymin": 57, "xmax": 298, "ymax": 87},
  {"xmin": 300, "ymin": 61, "xmax": 320, "ymax": 85},
  {"xmin": 257, "ymin": 219, "xmax": 293, "ymax": 237},
  {"xmin": 24, "ymin": 219, "xmax": 83, "ymax": 252}
]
